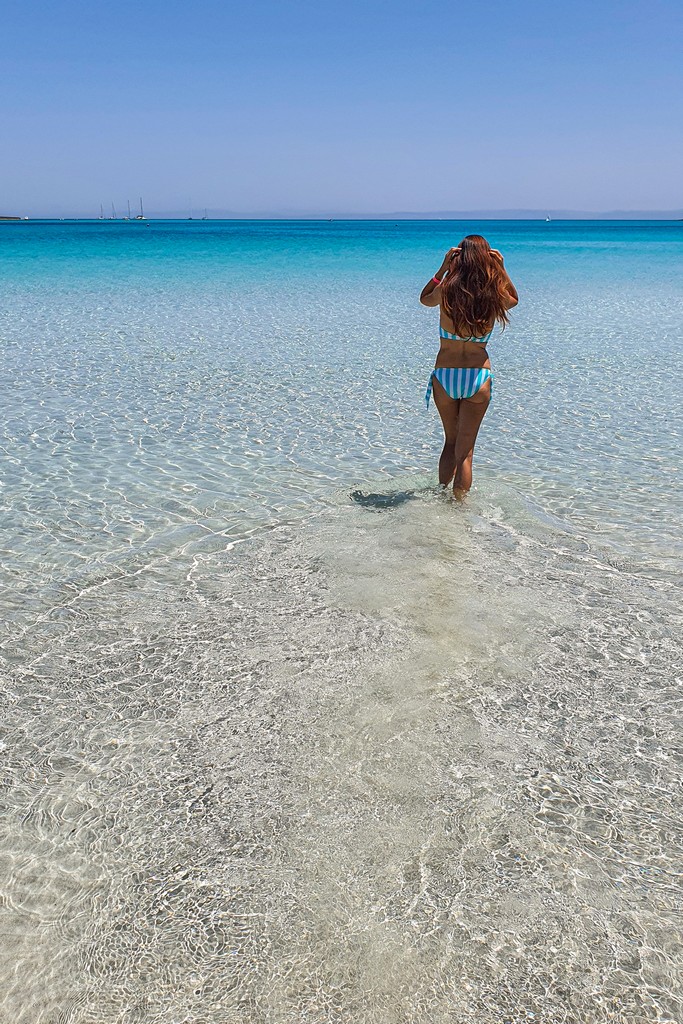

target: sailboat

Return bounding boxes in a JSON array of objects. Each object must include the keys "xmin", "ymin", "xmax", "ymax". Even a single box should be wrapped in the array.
[
  {"xmin": 202, "ymin": 208, "xmax": 208, "ymax": 220},
  {"xmin": 545, "ymin": 214, "xmax": 552, "ymax": 222},
  {"xmin": 99, "ymin": 204, "xmax": 104, "ymax": 219},
  {"xmin": 123, "ymin": 199, "xmax": 131, "ymax": 221},
  {"xmin": 110, "ymin": 202, "xmax": 117, "ymax": 220},
  {"xmin": 135, "ymin": 197, "xmax": 146, "ymax": 220}
]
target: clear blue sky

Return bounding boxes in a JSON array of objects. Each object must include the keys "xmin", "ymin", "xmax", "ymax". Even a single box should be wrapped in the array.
[{"xmin": 3, "ymin": 0, "xmax": 682, "ymax": 216}]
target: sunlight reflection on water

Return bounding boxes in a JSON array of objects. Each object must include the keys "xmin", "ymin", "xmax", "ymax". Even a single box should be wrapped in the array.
[{"xmin": 1, "ymin": 221, "xmax": 682, "ymax": 1022}]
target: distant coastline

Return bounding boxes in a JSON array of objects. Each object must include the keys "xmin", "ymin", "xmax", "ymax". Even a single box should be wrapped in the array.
[{"xmin": 3, "ymin": 209, "xmax": 683, "ymax": 222}]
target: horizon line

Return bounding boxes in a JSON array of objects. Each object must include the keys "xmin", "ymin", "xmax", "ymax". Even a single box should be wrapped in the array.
[{"xmin": 5, "ymin": 208, "xmax": 683, "ymax": 222}]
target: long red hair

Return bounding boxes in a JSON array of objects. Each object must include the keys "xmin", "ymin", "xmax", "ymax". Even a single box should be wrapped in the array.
[{"xmin": 441, "ymin": 235, "xmax": 510, "ymax": 335}]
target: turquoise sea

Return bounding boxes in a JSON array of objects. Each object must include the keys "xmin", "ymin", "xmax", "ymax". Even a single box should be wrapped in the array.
[{"xmin": 1, "ymin": 219, "xmax": 682, "ymax": 1023}]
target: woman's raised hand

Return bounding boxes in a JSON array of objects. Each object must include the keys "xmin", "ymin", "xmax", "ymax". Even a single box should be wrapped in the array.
[
  {"xmin": 440, "ymin": 247, "xmax": 461, "ymax": 271},
  {"xmin": 489, "ymin": 248, "xmax": 504, "ymax": 263}
]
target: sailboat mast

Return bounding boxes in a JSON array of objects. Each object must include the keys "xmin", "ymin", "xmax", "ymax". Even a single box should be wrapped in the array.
[
  {"xmin": 140, "ymin": 196, "xmax": 144, "ymax": 218},
  {"xmin": 127, "ymin": 199, "xmax": 131, "ymax": 219}
]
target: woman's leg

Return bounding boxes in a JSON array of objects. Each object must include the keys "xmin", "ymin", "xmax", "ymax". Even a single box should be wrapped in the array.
[
  {"xmin": 453, "ymin": 381, "xmax": 491, "ymax": 496},
  {"xmin": 432, "ymin": 378, "xmax": 460, "ymax": 485}
]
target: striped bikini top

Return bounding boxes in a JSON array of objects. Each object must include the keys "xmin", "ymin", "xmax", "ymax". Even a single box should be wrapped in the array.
[{"xmin": 439, "ymin": 324, "xmax": 494, "ymax": 345}]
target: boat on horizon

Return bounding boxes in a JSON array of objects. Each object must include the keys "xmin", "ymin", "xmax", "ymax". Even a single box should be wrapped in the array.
[{"xmin": 104, "ymin": 198, "xmax": 145, "ymax": 221}]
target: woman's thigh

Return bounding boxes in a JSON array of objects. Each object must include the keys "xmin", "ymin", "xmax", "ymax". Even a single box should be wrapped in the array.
[
  {"xmin": 432, "ymin": 378, "xmax": 460, "ymax": 442},
  {"xmin": 456, "ymin": 380, "xmax": 491, "ymax": 455}
]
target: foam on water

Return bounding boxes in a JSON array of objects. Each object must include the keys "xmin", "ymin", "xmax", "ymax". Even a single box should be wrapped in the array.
[{"xmin": 1, "ymin": 221, "xmax": 682, "ymax": 1021}]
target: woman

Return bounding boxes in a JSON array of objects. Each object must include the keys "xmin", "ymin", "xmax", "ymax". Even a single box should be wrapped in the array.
[{"xmin": 420, "ymin": 234, "xmax": 518, "ymax": 497}]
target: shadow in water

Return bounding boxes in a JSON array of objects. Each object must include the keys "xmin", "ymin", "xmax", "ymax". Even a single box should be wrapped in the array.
[{"xmin": 350, "ymin": 489, "xmax": 419, "ymax": 512}]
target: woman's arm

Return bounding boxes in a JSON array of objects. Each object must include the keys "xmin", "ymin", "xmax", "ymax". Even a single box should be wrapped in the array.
[
  {"xmin": 490, "ymin": 249, "xmax": 519, "ymax": 308},
  {"xmin": 419, "ymin": 248, "xmax": 459, "ymax": 306},
  {"xmin": 504, "ymin": 277, "xmax": 519, "ymax": 308}
]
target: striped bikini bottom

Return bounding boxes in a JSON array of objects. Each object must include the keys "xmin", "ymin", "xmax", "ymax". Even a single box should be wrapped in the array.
[{"xmin": 425, "ymin": 366, "xmax": 493, "ymax": 407}]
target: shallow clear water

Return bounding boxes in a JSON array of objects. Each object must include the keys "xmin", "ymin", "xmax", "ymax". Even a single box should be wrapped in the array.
[{"xmin": 1, "ymin": 220, "xmax": 682, "ymax": 1022}]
